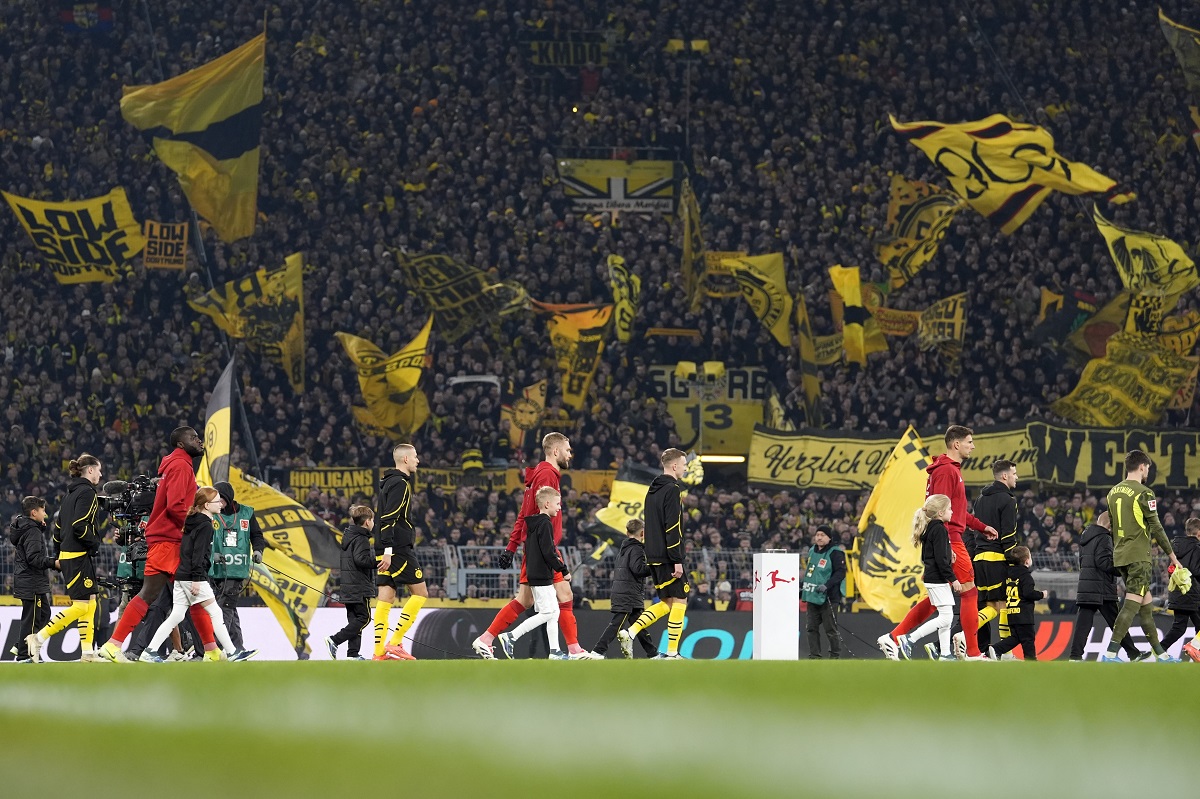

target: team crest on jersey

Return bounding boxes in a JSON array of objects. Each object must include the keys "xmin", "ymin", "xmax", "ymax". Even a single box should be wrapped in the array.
[
  {"xmin": 84, "ymin": 578, "xmax": 93, "ymax": 588},
  {"xmin": 414, "ymin": 567, "xmax": 423, "ymax": 580}
]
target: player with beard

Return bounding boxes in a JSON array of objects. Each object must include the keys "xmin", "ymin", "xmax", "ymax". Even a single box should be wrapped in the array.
[{"xmin": 473, "ymin": 432, "xmax": 596, "ymax": 659}]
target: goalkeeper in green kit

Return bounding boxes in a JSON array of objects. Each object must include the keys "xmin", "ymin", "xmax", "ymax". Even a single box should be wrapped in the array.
[{"xmin": 1101, "ymin": 451, "xmax": 1183, "ymax": 662}]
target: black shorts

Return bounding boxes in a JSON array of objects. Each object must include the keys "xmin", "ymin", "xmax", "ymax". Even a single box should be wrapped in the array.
[
  {"xmin": 61, "ymin": 555, "xmax": 98, "ymax": 600},
  {"xmin": 973, "ymin": 556, "xmax": 1007, "ymax": 603},
  {"xmin": 649, "ymin": 563, "xmax": 689, "ymax": 601},
  {"xmin": 376, "ymin": 547, "xmax": 425, "ymax": 588}
]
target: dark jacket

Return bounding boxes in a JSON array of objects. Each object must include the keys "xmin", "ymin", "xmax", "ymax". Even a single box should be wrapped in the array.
[
  {"xmin": 920, "ymin": 519, "xmax": 955, "ymax": 584},
  {"xmin": 609, "ymin": 536, "xmax": 650, "ymax": 612},
  {"xmin": 1168, "ymin": 534, "xmax": 1200, "ymax": 612},
  {"xmin": 178, "ymin": 512, "xmax": 219, "ymax": 581},
  {"xmin": 1004, "ymin": 561, "xmax": 1044, "ymax": 625},
  {"xmin": 213, "ymin": 481, "xmax": 267, "ymax": 556},
  {"xmin": 53, "ymin": 477, "xmax": 101, "ymax": 557},
  {"xmin": 7, "ymin": 516, "xmax": 57, "ymax": 598},
  {"xmin": 643, "ymin": 474, "xmax": 683, "ymax": 565},
  {"xmin": 375, "ymin": 469, "xmax": 415, "ymax": 552},
  {"xmin": 339, "ymin": 524, "xmax": 377, "ymax": 603},
  {"xmin": 972, "ymin": 481, "xmax": 1018, "ymax": 557},
  {"xmin": 522, "ymin": 513, "xmax": 567, "ymax": 586},
  {"xmin": 1077, "ymin": 524, "xmax": 1120, "ymax": 605}
]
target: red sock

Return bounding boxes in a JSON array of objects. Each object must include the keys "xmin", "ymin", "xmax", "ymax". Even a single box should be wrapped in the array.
[
  {"xmin": 558, "ymin": 601, "xmax": 578, "ymax": 648},
  {"xmin": 892, "ymin": 597, "xmax": 934, "ymax": 638},
  {"xmin": 189, "ymin": 604, "xmax": 215, "ymax": 646},
  {"xmin": 486, "ymin": 599, "xmax": 525, "ymax": 637},
  {"xmin": 961, "ymin": 589, "xmax": 980, "ymax": 656},
  {"xmin": 110, "ymin": 595, "xmax": 149, "ymax": 645}
]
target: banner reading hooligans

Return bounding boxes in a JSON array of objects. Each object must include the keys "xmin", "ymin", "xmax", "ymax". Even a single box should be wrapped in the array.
[
  {"xmin": 286, "ymin": 467, "xmax": 377, "ymax": 498},
  {"xmin": 534, "ymin": 302, "xmax": 613, "ymax": 410},
  {"xmin": 557, "ymin": 159, "xmax": 678, "ymax": 214},
  {"xmin": 724, "ymin": 253, "xmax": 793, "ymax": 348},
  {"xmin": 749, "ymin": 422, "xmax": 1200, "ymax": 491},
  {"xmin": 607, "ymin": 254, "xmax": 640, "ymax": 342},
  {"xmin": 188, "ymin": 253, "xmax": 306, "ymax": 393},
  {"xmin": 875, "ymin": 175, "xmax": 963, "ymax": 290},
  {"xmin": 142, "ymin": 220, "xmax": 188, "ymax": 269},
  {"xmin": 397, "ymin": 253, "xmax": 527, "ymax": 342},
  {"xmin": 890, "ymin": 114, "xmax": 1120, "ymax": 234},
  {"xmin": 4, "ymin": 188, "xmax": 145, "ymax": 284}
]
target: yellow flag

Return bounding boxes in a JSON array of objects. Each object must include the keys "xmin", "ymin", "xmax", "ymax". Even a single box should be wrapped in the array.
[
  {"xmin": 723, "ymin": 254, "xmax": 793, "ymax": 348},
  {"xmin": 918, "ymin": 293, "xmax": 968, "ymax": 362},
  {"xmin": 1160, "ymin": 9, "xmax": 1200, "ymax": 94},
  {"xmin": 195, "ymin": 359, "xmax": 235, "ymax": 487},
  {"xmin": 875, "ymin": 175, "xmax": 963, "ymax": 289},
  {"xmin": 121, "ymin": 33, "xmax": 264, "ymax": 243},
  {"xmin": 3, "ymin": 188, "xmax": 145, "ymax": 283},
  {"xmin": 533, "ymin": 301, "xmax": 614, "ymax": 410},
  {"xmin": 500, "ymin": 379, "xmax": 547, "ymax": 450},
  {"xmin": 188, "ymin": 253, "xmax": 306, "ymax": 392},
  {"xmin": 336, "ymin": 316, "xmax": 433, "ymax": 439},
  {"xmin": 1161, "ymin": 310, "xmax": 1200, "ymax": 356},
  {"xmin": 587, "ymin": 461, "xmax": 661, "ymax": 554},
  {"xmin": 813, "ymin": 333, "xmax": 844, "ymax": 365},
  {"xmin": 793, "ymin": 293, "xmax": 824, "ymax": 427},
  {"xmin": 607, "ymin": 254, "xmax": 641, "ymax": 342},
  {"xmin": 397, "ymin": 253, "xmax": 528, "ymax": 342},
  {"xmin": 854, "ymin": 427, "xmax": 931, "ymax": 622},
  {"xmin": 891, "ymin": 113, "xmax": 1119, "ymax": 235},
  {"xmin": 828, "ymin": 265, "xmax": 887, "ymax": 365},
  {"xmin": 1092, "ymin": 206, "xmax": 1197, "ymax": 296},
  {"xmin": 680, "ymin": 177, "xmax": 706, "ymax": 310}
]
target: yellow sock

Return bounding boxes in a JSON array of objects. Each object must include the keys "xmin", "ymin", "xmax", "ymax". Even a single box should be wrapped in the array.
[
  {"xmin": 998, "ymin": 609, "xmax": 1010, "ymax": 639},
  {"xmin": 1190, "ymin": 632, "xmax": 1200, "ymax": 648},
  {"xmin": 388, "ymin": 595, "xmax": 426, "ymax": 647},
  {"xmin": 666, "ymin": 602, "xmax": 687, "ymax": 656},
  {"xmin": 629, "ymin": 602, "xmax": 669, "ymax": 636},
  {"xmin": 372, "ymin": 600, "xmax": 392, "ymax": 658},
  {"xmin": 77, "ymin": 599, "xmax": 96, "ymax": 652},
  {"xmin": 977, "ymin": 605, "xmax": 998, "ymax": 629},
  {"xmin": 39, "ymin": 601, "xmax": 89, "ymax": 640}
]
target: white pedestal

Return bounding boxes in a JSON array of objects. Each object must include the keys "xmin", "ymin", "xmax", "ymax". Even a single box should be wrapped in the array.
[{"xmin": 752, "ymin": 552, "xmax": 800, "ymax": 660}]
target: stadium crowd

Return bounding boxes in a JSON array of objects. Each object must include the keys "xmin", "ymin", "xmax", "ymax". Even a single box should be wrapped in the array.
[{"xmin": 2, "ymin": 0, "xmax": 1198, "ymax": 573}]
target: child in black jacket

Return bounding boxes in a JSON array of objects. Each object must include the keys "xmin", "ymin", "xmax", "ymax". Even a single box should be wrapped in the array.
[
  {"xmin": 7, "ymin": 497, "xmax": 59, "ymax": 661},
  {"xmin": 588, "ymin": 520, "xmax": 657, "ymax": 659},
  {"xmin": 989, "ymin": 546, "xmax": 1045, "ymax": 661},
  {"xmin": 894, "ymin": 494, "xmax": 961, "ymax": 660},
  {"xmin": 498, "ymin": 487, "xmax": 570, "ymax": 659},
  {"xmin": 326, "ymin": 505, "xmax": 378, "ymax": 659}
]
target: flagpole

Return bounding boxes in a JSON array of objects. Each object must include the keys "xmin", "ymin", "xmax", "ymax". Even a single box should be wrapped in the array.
[{"xmin": 139, "ymin": 0, "xmax": 263, "ymax": 477}]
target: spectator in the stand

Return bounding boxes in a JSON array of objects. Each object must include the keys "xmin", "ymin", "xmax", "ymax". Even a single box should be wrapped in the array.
[{"xmin": 688, "ymin": 580, "xmax": 716, "ymax": 612}]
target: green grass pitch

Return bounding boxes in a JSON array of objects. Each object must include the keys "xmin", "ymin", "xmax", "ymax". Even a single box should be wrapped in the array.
[{"xmin": 1, "ymin": 660, "xmax": 1195, "ymax": 798}]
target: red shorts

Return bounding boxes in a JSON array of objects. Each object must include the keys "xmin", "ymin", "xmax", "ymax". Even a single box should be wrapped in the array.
[
  {"xmin": 950, "ymin": 539, "xmax": 974, "ymax": 584},
  {"xmin": 519, "ymin": 548, "xmax": 568, "ymax": 585},
  {"xmin": 145, "ymin": 541, "xmax": 181, "ymax": 577}
]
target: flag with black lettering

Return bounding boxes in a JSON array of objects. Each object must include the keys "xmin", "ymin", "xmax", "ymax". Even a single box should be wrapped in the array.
[
  {"xmin": 3, "ymin": 188, "xmax": 145, "ymax": 284},
  {"xmin": 1093, "ymin": 206, "xmax": 1197, "ymax": 297},
  {"xmin": 680, "ymin": 177, "xmax": 705, "ymax": 310},
  {"xmin": 1052, "ymin": 333, "xmax": 1194, "ymax": 426},
  {"xmin": 723, "ymin": 253, "xmax": 793, "ymax": 348},
  {"xmin": 875, "ymin": 175, "xmax": 963, "ymax": 290},
  {"xmin": 891, "ymin": 114, "xmax": 1122, "ymax": 234},
  {"xmin": 141, "ymin": 220, "xmax": 189, "ymax": 269},
  {"xmin": 855, "ymin": 427, "xmax": 931, "ymax": 621},
  {"xmin": 918, "ymin": 293, "xmax": 968, "ymax": 363},
  {"xmin": 121, "ymin": 33, "xmax": 264, "ymax": 242},
  {"xmin": 336, "ymin": 317, "xmax": 432, "ymax": 440},
  {"xmin": 793, "ymin": 292, "xmax": 824, "ymax": 427},
  {"xmin": 500, "ymin": 379, "xmax": 547, "ymax": 450},
  {"xmin": 188, "ymin": 253, "xmax": 305, "ymax": 393},
  {"xmin": 397, "ymin": 252, "xmax": 527, "ymax": 342},
  {"xmin": 1161, "ymin": 310, "xmax": 1200, "ymax": 356},
  {"xmin": 533, "ymin": 301, "xmax": 614, "ymax": 410},
  {"xmin": 1160, "ymin": 9, "xmax": 1200, "ymax": 94},
  {"xmin": 828, "ymin": 265, "xmax": 887, "ymax": 365},
  {"xmin": 607, "ymin": 254, "xmax": 641, "ymax": 342}
]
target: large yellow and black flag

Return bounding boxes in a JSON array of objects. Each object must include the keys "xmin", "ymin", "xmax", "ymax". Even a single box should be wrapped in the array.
[
  {"xmin": 336, "ymin": 316, "xmax": 433, "ymax": 440},
  {"xmin": 532, "ymin": 301, "xmax": 614, "ymax": 410},
  {"xmin": 195, "ymin": 357, "xmax": 235, "ymax": 487},
  {"xmin": 854, "ymin": 427, "xmax": 931, "ymax": 621},
  {"xmin": 121, "ymin": 33, "xmax": 265, "ymax": 243},
  {"xmin": 875, "ymin": 175, "xmax": 963, "ymax": 290},
  {"xmin": 890, "ymin": 113, "xmax": 1122, "ymax": 234},
  {"xmin": 607, "ymin": 254, "xmax": 641, "ymax": 342},
  {"xmin": 828, "ymin": 265, "xmax": 887, "ymax": 365},
  {"xmin": 500, "ymin": 379, "xmax": 547, "ymax": 450},
  {"xmin": 723, "ymin": 253, "xmax": 793, "ymax": 348},
  {"xmin": 1092, "ymin": 206, "xmax": 1197, "ymax": 296},
  {"xmin": 1160, "ymin": 9, "xmax": 1200, "ymax": 94},
  {"xmin": 397, "ymin": 253, "xmax": 528, "ymax": 342},
  {"xmin": 188, "ymin": 253, "xmax": 305, "ymax": 393}
]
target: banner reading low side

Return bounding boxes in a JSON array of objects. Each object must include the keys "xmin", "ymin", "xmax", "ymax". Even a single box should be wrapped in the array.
[{"xmin": 142, "ymin": 220, "xmax": 188, "ymax": 269}]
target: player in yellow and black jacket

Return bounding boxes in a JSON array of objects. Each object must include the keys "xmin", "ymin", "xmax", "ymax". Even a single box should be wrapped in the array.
[
  {"xmin": 370, "ymin": 443, "xmax": 428, "ymax": 661},
  {"xmin": 989, "ymin": 546, "xmax": 1044, "ymax": 660},
  {"xmin": 970, "ymin": 459, "xmax": 1019, "ymax": 653}
]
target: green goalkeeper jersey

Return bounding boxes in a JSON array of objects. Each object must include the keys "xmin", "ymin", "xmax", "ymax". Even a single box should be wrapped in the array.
[{"xmin": 1107, "ymin": 479, "xmax": 1172, "ymax": 567}]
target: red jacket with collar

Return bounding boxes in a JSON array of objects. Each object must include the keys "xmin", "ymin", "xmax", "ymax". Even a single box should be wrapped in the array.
[
  {"xmin": 145, "ymin": 447, "xmax": 198, "ymax": 546},
  {"xmin": 925, "ymin": 454, "xmax": 985, "ymax": 543}
]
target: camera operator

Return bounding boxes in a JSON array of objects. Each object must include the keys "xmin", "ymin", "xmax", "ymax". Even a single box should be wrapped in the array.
[
  {"xmin": 6, "ymin": 497, "xmax": 59, "ymax": 662},
  {"xmin": 99, "ymin": 427, "xmax": 220, "ymax": 662},
  {"xmin": 209, "ymin": 481, "xmax": 266, "ymax": 649},
  {"xmin": 25, "ymin": 454, "xmax": 104, "ymax": 663}
]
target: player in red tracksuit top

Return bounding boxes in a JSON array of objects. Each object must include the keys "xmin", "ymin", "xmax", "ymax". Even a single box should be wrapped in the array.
[
  {"xmin": 472, "ymin": 432, "xmax": 597, "ymax": 659},
  {"xmin": 878, "ymin": 426, "xmax": 997, "ymax": 660}
]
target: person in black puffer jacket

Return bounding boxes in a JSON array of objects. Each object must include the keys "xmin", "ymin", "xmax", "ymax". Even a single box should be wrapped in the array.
[
  {"xmin": 325, "ymin": 505, "xmax": 378, "ymax": 659},
  {"xmin": 1069, "ymin": 511, "xmax": 1144, "ymax": 661},
  {"xmin": 6, "ymin": 496, "xmax": 59, "ymax": 661},
  {"xmin": 1161, "ymin": 517, "xmax": 1200, "ymax": 651},
  {"xmin": 588, "ymin": 520, "xmax": 658, "ymax": 659}
]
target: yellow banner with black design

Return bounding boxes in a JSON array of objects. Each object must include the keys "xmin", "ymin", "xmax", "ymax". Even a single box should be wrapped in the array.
[
  {"xmin": 647, "ymin": 364, "xmax": 767, "ymax": 454},
  {"xmin": 286, "ymin": 467, "xmax": 378, "ymax": 498},
  {"xmin": 829, "ymin": 265, "xmax": 887, "ymax": 365},
  {"xmin": 872, "ymin": 306, "xmax": 922, "ymax": 337},
  {"xmin": 681, "ymin": 177, "xmax": 705, "ymax": 309},
  {"xmin": 121, "ymin": 33, "xmax": 264, "ymax": 243},
  {"xmin": 917, "ymin": 293, "xmax": 968, "ymax": 362},
  {"xmin": 195, "ymin": 359, "xmax": 235, "ymax": 487},
  {"xmin": 500, "ymin": 379, "xmax": 547, "ymax": 450},
  {"xmin": 558, "ymin": 158, "xmax": 678, "ymax": 214},
  {"xmin": 1092, "ymin": 206, "xmax": 1197, "ymax": 297},
  {"xmin": 891, "ymin": 114, "xmax": 1120, "ymax": 235},
  {"xmin": 1161, "ymin": 310, "xmax": 1200, "ymax": 356},
  {"xmin": 1125, "ymin": 292, "xmax": 1182, "ymax": 336},
  {"xmin": 701, "ymin": 250, "xmax": 748, "ymax": 299},
  {"xmin": 607, "ymin": 254, "xmax": 641, "ymax": 342},
  {"xmin": 3, "ymin": 188, "xmax": 145, "ymax": 284},
  {"xmin": 794, "ymin": 292, "xmax": 824, "ymax": 427},
  {"xmin": 533, "ymin": 301, "xmax": 613, "ymax": 410},
  {"xmin": 188, "ymin": 253, "xmax": 306, "ymax": 393},
  {"xmin": 1171, "ymin": 359, "xmax": 1200, "ymax": 410},
  {"xmin": 854, "ymin": 427, "xmax": 931, "ymax": 622},
  {"xmin": 813, "ymin": 334, "xmax": 844, "ymax": 365},
  {"xmin": 876, "ymin": 175, "xmax": 963, "ymax": 290},
  {"xmin": 397, "ymin": 252, "xmax": 528, "ymax": 342},
  {"xmin": 335, "ymin": 316, "xmax": 432, "ymax": 440},
  {"xmin": 723, "ymin": 253, "xmax": 793, "ymax": 348},
  {"xmin": 585, "ymin": 461, "xmax": 661, "ymax": 558},
  {"xmin": 1052, "ymin": 333, "xmax": 1195, "ymax": 427},
  {"xmin": 1160, "ymin": 9, "xmax": 1200, "ymax": 94},
  {"xmin": 141, "ymin": 220, "xmax": 189, "ymax": 269}
]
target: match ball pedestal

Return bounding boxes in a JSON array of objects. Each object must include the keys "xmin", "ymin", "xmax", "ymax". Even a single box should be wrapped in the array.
[{"xmin": 752, "ymin": 552, "xmax": 800, "ymax": 660}]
